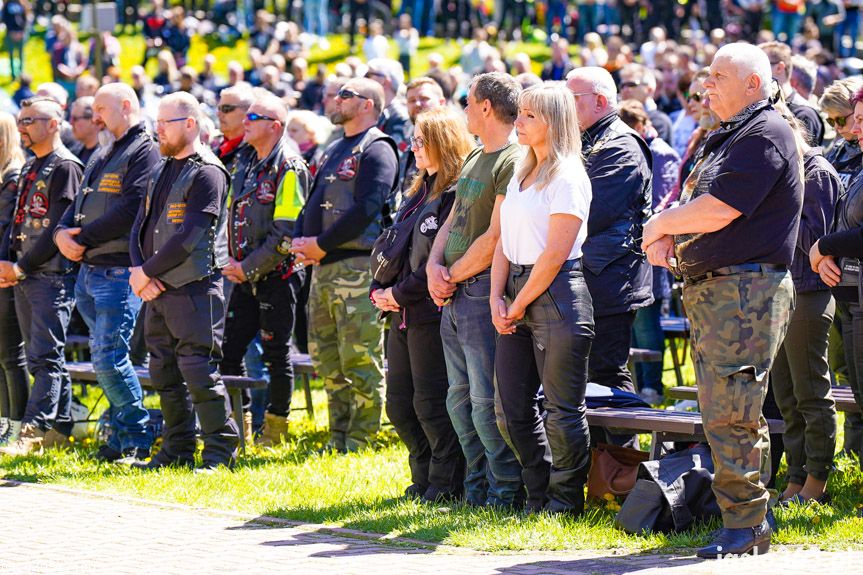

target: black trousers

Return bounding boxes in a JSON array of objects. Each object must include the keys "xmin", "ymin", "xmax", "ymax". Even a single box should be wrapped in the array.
[
  {"xmin": 495, "ymin": 263, "xmax": 594, "ymax": 512},
  {"xmin": 588, "ymin": 311, "xmax": 637, "ymax": 394},
  {"xmin": 386, "ymin": 317, "xmax": 464, "ymax": 493},
  {"xmin": 222, "ymin": 270, "xmax": 302, "ymax": 417},
  {"xmin": 145, "ymin": 277, "xmax": 238, "ymax": 465},
  {"xmin": 0, "ymin": 286, "xmax": 27, "ymax": 420}
]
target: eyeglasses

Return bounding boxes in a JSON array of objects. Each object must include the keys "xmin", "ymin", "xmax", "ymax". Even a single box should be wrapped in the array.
[
  {"xmin": 245, "ymin": 112, "xmax": 278, "ymax": 122},
  {"xmin": 156, "ymin": 117, "xmax": 190, "ymax": 127},
  {"xmin": 409, "ymin": 136, "xmax": 425, "ymax": 149},
  {"xmin": 827, "ymin": 112, "xmax": 853, "ymax": 128},
  {"xmin": 337, "ymin": 89, "xmax": 371, "ymax": 101},
  {"xmin": 688, "ymin": 92, "xmax": 703, "ymax": 103},
  {"xmin": 71, "ymin": 114, "xmax": 93, "ymax": 122},
  {"xmin": 570, "ymin": 91, "xmax": 597, "ymax": 98},
  {"xmin": 16, "ymin": 117, "xmax": 52, "ymax": 127},
  {"xmin": 218, "ymin": 103, "xmax": 248, "ymax": 114}
]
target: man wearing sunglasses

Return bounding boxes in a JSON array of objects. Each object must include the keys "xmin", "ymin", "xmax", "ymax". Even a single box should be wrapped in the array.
[
  {"xmin": 618, "ymin": 63, "xmax": 673, "ymax": 145},
  {"xmin": 292, "ymin": 78, "xmax": 398, "ymax": 454},
  {"xmin": 52, "ymin": 83, "xmax": 161, "ymax": 466},
  {"xmin": 219, "ymin": 93, "xmax": 310, "ymax": 447},
  {"xmin": 0, "ymin": 98, "xmax": 83, "ymax": 456},
  {"xmin": 129, "ymin": 91, "xmax": 239, "ymax": 472},
  {"xmin": 214, "ymin": 84, "xmax": 254, "ymax": 172}
]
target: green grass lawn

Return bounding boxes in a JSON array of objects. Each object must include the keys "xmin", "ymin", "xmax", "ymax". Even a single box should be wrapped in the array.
[{"xmin": 3, "ymin": 367, "xmax": 863, "ymax": 554}]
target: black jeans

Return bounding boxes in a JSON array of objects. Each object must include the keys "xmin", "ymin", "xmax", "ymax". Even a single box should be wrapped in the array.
[
  {"xmin": 495, "ymin": 261, "xmax": 594, "ymax": 512},
  {"xmin": 386, "ymin": 317, "xmax": 464, "ymax": 493},
  {"xmin": 145, "ymin": 277, "xmax": 239, "ymax": 465},
  {"xmin": 838, "ymin": 300, "xmax": 863, "ymax": 458},
  {"xmin": 222, "ymin": 270, "xmax": 302, "ymax": 416},
  {"xmin": 0, "ymin": 286, "xmax": 27, "ymax": 421}
]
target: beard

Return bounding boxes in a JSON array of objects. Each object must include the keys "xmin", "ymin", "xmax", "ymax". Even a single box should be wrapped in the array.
[
  {"xmin": 329, "ymin": 106, "xmax": 356, "ymax": 126},
  {"xmin": 159, "ymin": 137, "xmax": 187, "ymax": 157},
  {"xmin": 97, "ymin": 129, "xmax": 115, "ymax": 149}
]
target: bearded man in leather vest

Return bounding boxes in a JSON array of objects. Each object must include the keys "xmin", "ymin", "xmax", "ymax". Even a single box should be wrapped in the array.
[
  {"xmin": 54, "ymin": 83, "xmax": 160, "ymax": 465},
  {"xmin": 129, "ymin": 92, "xmax": 240, "ymax": 471},
  {"xmin": 0, "ymin": 97, "xmax": 83, "ymax": 456},
  {"xmin": 292, "ymin": 78, "xmax": 399, "ymax": 453},
  {"xmin": 220, "ymin": 92, "xmax": 310, "ymax": 447}
]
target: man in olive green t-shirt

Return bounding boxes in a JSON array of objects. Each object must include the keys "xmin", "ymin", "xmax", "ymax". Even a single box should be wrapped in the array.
[{"xmin": 426, "ymin": 72, "xmax": 524, "ymax": 507}]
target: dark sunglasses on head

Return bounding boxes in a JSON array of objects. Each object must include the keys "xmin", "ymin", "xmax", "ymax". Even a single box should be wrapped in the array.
[
  {"xmin": 245, "ymin": 112, "xmax": 278, "ymax": 122},
  {"xmin": 620, "ymin": 81, "xmax": 643, "ymax": 90},
  {"xmin": 827, "ymin": 112, "xmax": 853, "ymax": 128},
  {"xmin": 337, "ymin": 88, "xmax": 371, "ymax": 101},
  {"xmin": 219, "ymin": 103, "xmax": 248, "ymax": 114}
]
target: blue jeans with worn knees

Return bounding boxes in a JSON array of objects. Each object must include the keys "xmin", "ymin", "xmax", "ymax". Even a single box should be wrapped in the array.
[
  {"xmin": 631, "ymin": 299, "xmax": 665, "ymax": 394},
  {"xmin": 14, "ymin": 274, "xmax": 76, "ymax": 435},
  {"xmin": 75, "ymin": 264, "xmax": 151, "ymax": 452},
  {"xmin": 440, "ymin": 273, "xmax": 523, "ymax": 506}
]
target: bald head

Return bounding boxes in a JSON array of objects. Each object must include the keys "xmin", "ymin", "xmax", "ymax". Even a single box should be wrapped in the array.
[
  {"xmin": 94, "ymin": 83, "xmax": 142, "ymax": 137},
  {"xmin": 243, "ymin": 92, "xmax": 289, "ymax": 157},
  {"xmin": 251, "ymin": 92, "xmax": 289, "ymax": 126},
  {"xmin": 566, "ymin": 67, "xmax": 618, "ymax": 130}
]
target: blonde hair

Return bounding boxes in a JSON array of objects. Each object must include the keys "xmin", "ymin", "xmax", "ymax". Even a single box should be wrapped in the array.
[
  {"xmin": 287, "ymin": 110, "xmax": 332, "ymax": 145},
  {"xmin": 405, "ymin": 107, "xmax": 475, "ymax": 200},
  {"xmin": 819, "ymin": 77, "xmax": 863, "ymax": 117},
  {"xmin": 0, "ymin": 112, "xmax": 24, "ymax": 181},
  {"xmin": 515, "ymin": 82, "xmax": 585, "ymax": 191}
]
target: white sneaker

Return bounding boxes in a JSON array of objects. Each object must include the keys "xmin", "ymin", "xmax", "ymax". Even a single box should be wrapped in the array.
[{"xmin": 0, "ymin": 417, "xmax": 8, "ymax": 437}]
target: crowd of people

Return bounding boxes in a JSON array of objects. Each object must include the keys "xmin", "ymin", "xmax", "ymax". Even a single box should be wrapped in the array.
[{"xmin": 1, "ymin": 0, "xmax": 863, "ymax": 562}]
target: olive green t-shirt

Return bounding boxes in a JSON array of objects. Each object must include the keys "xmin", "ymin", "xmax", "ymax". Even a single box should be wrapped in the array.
[{"xmin": 443, "ymin": 143, "xmax": 521, "ymax": 267}]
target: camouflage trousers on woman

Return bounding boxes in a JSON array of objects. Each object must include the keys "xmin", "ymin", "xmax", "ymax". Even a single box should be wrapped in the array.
[
  {"xmin": 683, "ymin": 270, "xmax": 794, "ymax": 529},
  {"xmin": 307, "ymin": 256, "xmax": 385, "ymax": 452}
]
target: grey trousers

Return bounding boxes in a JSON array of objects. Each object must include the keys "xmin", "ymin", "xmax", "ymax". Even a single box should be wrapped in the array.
[{"xmin": 771, "ymin": 290, "xmax": 837, "ymax": 484}]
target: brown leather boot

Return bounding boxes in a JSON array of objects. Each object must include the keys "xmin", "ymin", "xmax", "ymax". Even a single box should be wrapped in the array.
[
  {"xmin": 43, "ymin": 428, "xmax": 70, "ymax": 450},
  {"xmin": 0, "ymin": 423, "xmax": 45, "ymax": 455},
  {"xmin": 243, "ymin": 411, "xmax": 254, "ymax": 447},
  {"xmin": 258, "ymin": 412, "xmax": 289, "ymax": 447}
]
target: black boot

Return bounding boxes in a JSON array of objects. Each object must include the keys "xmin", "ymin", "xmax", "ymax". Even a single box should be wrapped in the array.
[{"xmin": 696, "ymin": 519, "xmax": 771, "ymax": 559}]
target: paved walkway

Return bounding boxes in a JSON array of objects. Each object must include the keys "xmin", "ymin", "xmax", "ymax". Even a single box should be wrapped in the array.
[{"xmin": 0, "ymin": 481, "xmax": 858, "ymax": 575}]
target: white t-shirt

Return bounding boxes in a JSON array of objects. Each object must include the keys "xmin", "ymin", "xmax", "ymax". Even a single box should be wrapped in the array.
[{"xmin": 500, "ymin": 161, "xmax": 592, "ymax": 265}]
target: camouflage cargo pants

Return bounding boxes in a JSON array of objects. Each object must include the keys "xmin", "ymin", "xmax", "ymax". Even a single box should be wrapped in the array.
[
  {"xmin": 683, "ymin": 270, "xmax": 794, "ymax": 529},
  {"xmin": 308, "ymin": 256, "xmax": 385, "ymax": 452}
]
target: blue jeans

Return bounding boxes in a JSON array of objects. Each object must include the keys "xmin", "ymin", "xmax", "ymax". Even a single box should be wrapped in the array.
[
  {"xmin": 440, "ymin": 273, "xmax": 522, "ymax": 506},
  {"xmin": 14, "ymin": 273, "xmax": 76, "ymax": 435},
  {"xmin": 836, "ymin": 6, "xmax": 860, "ymax": 58},
  {"xmin": 631, "ymin": 299, "xmax": 665, "ymax": 394},
  {"xmin": 303, "ymin": 0, "xmax": 329, "ymax": 37},
  {"xmin": 547, "ymin": 0, "xmax": 568, "ymax": 37},
  {"xmin": 75, "ymin": 265, "xmax": 150, "ymax": 451},
  {"xmin": 246, "ymin": 336, "xmax": 269, "ymax": 429},
  {"xmin": 773, "ymin": 8, "xmax": 803, "ymax": 42}
]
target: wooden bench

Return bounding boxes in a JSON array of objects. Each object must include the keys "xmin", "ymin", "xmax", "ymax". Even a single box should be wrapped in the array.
[
  {"xmin": 587, "ymin": 406, "xmax": 786, "ymax": 459},
  {"xmin": 66, "ymin": 361, "xmax": 266, "ymax": 454},
  {"xmin": 667, "ymin": 385, "xmax": 861, "ymax": 413},
  {"xmin": 660, "ymin": 316, "xmax": 690, "ymax": 388}
]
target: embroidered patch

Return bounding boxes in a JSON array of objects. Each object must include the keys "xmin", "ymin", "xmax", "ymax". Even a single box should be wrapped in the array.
[
  {"xmin": 419, "ymin": 215, "xmax": 439, "ymax": 235},
  {"xmin": 29, "ymin": 192, "xmax": 48, "ymax": 218},
  {"xmin": 336, "ymin": 155, "xmax": 358, "ymax": 180},
  {"xmin": 32, "ymin": 218, "xmax": 41, "ymax": 229},
  {"xmin": 97, "ymin": 172, "xmax": 123, "ymax": 194},
  {"xmin": 256, "ymin": 180, "xmax": 276, "ymax": 204},
  {"xmin": 166, "ymin": 202, "xmax": 186, "ymax": 224},
  {"xmin": 276, "ymin": 235, "xmax": 291, "ymax": 255},
  {"xmin": 35, "ymin": 180, "xmax": 46, "ymax": 190},
  {"xmin": 41, "ymin": 218, "xmax": 50, "ymax": 228}
]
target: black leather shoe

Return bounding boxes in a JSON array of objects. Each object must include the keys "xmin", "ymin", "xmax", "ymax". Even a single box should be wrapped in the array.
[
  {"xmin": 421, "ymin": 485, "xmax": 461, "ymax": 504},
  {"xmin": 131, "ymin": 450, "xmax": 194, "ymax": 471},
  {"xmin": 696, "ymin": 520, "xmax": 771, "ymax": 559},
  {"xmin": 92, "ymin": 444, "xmax": 122, "ymax": 463},
  {"xmin": 403, "ymin": 483, "xmax": 428, "ymax": 499}
]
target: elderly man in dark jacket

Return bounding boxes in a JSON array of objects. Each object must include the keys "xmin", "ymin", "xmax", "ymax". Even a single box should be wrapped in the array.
[{"xmin": 566, "ymin": 68, "xmax": 654, "ymax": 411}]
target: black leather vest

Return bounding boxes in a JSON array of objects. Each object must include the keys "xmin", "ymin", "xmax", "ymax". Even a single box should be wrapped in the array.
[
  {"xmin": 14, "ymin": 146, "xmax": 81, "ymax": 274},
  {"xmin": 313, "ymin": 127, "xmax": 398, "ymax": 251},
  {"xmin": 74, "ymin": 129, "xmax": 156, "ymax": 259},
  {"xmin": 137, "ymin": 148, "xmax": 229, "ymax": 289}
]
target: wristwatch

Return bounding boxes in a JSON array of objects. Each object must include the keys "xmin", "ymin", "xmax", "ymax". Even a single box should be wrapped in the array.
[{"xmin": 12, "ymin": 263, "xmax": 26, "ymax": 281}]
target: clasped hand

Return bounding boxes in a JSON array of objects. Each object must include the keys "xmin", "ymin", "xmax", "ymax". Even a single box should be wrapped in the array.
[
  {"xmin": 371, "ymin": 287, "xmax": 400, "ymax": 313},
  {"xmin": 129, "ymin": 266, "xmax": 166, "ymax": 302},
  {"xmin": 491, "ymin": 297, "xmax": 525, "ymax": 335}
]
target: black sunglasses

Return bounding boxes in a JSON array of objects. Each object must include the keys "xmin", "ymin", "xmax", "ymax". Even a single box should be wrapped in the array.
[
  {"xmin": 337, "ymin": 89, "xmax": 371, "ymax": 101},
  {"xmin": 827, "ymin": 112, "xmax": 853, "ymax": 128},
  {"xmin": 689, "ymin": 92, "xmax": 703, "ymax": 103},
  {"xmin": 620, "ymin": 81, "xmax": 643, "ymax": 90},
  {"xmin": 219, "ymin": 103, "xmax": 248, "ymax": 114}
]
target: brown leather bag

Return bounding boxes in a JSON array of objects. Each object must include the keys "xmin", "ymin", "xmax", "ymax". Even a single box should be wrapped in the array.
[{"xmin": 587, "ymin": 443, "xmax": 650, "ymax": 499}]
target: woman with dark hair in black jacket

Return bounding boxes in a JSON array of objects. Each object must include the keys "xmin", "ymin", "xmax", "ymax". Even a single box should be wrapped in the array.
[{"xmin": 370, "ymin": 108, "xmax": 474, "ymax": 502}]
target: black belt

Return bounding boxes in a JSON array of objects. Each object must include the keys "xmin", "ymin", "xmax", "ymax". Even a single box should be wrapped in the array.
[
  {"xmin": 510, "ymin": 258, "xmax": 582, "ymax": 276},
  {"xmin": 683, "ymin": 263, "xmax": 787, "ymax": 285}
]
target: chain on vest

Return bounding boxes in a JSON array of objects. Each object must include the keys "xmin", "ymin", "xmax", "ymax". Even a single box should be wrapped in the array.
[{"xmin": 313, "ymin": 127, "xmax": 397, "ymax": 252}]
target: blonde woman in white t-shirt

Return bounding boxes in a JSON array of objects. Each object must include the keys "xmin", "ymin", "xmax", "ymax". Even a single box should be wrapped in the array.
[{"xmin": 490, "ymin": 82, "xmax": 595, "ymax": 516}]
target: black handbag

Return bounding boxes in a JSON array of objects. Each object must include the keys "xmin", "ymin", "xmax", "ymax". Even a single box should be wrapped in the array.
[{"xmin": 370, "ymin": 183, "xmax": 428, "ymax": 285}]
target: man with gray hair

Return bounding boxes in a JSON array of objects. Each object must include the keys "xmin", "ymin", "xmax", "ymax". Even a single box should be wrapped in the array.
[
  {"xmin": 214, "ymin": 83, "xmax": 255, "ymax": 172},
  {"xmin": 618, "ymin": 63, "xmax": 673, "ymax": 143},
  {"xmin": 0, "ymin": 97, "xmax": 83, "ymax": 455},
  {"xmin": 642, "ymin": 42, "xmax": 803, "ymax": 558},
  {"xmin": 54, "ymin": 83, "xmax": 161, "ymax": 465},
  {"xmin": 565, "ymin": 67, "xmax": 653, "ymax": 425},
  {"xmin": 129, "ymin": 91, "xmax": 240, "ymax": 471},
  {"xmin": 366, "ymin": 58, "xmax": 411, "ymax": 159}
]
